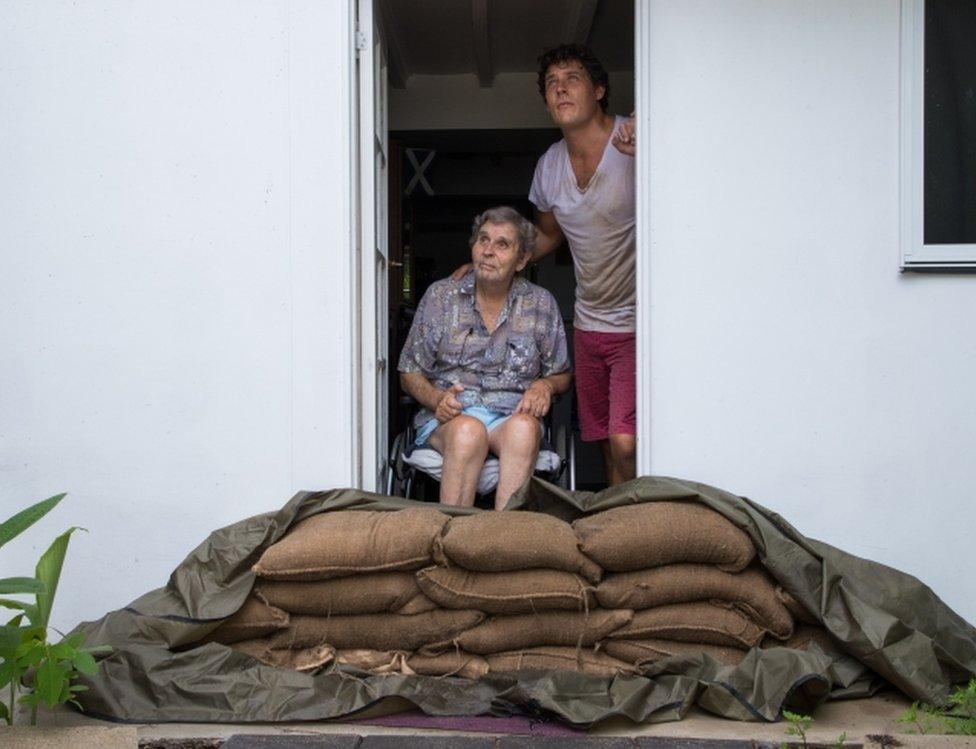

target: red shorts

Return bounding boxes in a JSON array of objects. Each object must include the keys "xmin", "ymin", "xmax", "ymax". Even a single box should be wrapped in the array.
[{"xmin": 574, "ymin": 329, "xmax": 636, "ymax": 442}]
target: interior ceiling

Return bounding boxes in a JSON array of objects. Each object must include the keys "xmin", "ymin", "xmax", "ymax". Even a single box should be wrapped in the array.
[{"xmin": 377, "ymin": 0, "xmax": 634, "ymax": 88}]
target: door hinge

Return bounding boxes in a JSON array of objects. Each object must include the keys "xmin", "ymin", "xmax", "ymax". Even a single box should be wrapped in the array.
[
  {"xmin": 355, "ymin": 26, "xmax": 368, "ymax": 55},
  {"xmin": 377, "ymin": 357, "xmax": 387, "ymax": 372}
]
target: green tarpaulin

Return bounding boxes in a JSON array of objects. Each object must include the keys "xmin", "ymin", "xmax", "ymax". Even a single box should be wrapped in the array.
[{"xmin": 70, "ymin": 476, "xmax": 976, "ymax": 726}]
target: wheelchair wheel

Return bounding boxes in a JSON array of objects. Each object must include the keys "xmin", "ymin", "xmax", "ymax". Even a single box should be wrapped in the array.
[
  {"xmin": 386, "ymin": 431, "xmax": 407, "ymax": 497},
  {"xmin": 554, "ymin": 421, "xmax": 577, "ymax": 491}
]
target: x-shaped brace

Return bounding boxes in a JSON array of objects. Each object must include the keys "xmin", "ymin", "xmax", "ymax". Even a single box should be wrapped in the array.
[{"xmin": 405, "ymin": 148, "xmax": 436, "ymax": 196}]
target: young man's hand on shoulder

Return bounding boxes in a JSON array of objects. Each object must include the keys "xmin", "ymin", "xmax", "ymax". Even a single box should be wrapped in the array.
[{"xmin": 611, "ymin": 113, "xmax": 636, "ymax": 156}]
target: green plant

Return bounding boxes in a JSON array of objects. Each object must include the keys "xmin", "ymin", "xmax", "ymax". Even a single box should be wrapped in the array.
[
  {"xmin": 0, "ymin": 493, "xmax": 110, "ymax": 725},
  {"xmin": 898, "ymin": 680, "xmax": 976, "ymax": 736},
  {"xmin": 778, "ymin": 711, "xmax": 847, "ymax": 748},
  {"xmin": 780, "ymin": 710, "xmax": 814, "ymax": 748},
  {"xmin": 948, "ymin": 679, "xmax": 976, "ymax": 728}
]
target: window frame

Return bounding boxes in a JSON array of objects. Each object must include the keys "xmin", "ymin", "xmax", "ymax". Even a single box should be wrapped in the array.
[{"xmin": 900, "ymin": 0, "xmax": 976, "ymax": 269}]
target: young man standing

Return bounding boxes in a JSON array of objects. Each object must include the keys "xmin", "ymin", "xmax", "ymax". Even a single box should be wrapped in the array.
[{"xmin": 529, "ymin": 44, "xmax": 636, "ymax": 485}]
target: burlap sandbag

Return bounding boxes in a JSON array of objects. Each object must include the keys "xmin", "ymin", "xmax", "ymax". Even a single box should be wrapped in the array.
[
  {"xmin": 256, "ymin": 572, "xmax": 432, "ymax": 616},
  {"xmin": 406, "ymin": 651, "xmax": 489, "ymax": 679},
  {"xmin": 601, "ymin": 638, "xmax": 747, "ymax": 667},
  {"xmin": 396, "ymin": 592, "xmax": 438, "ymax": 615},
  {"xmin": 610, "ymin": 602, "xmax": 765, "ymax": 649},
  {"xmin": 430, "ymin": 609, "xmax": 633, "ymax": 655},
  {"xmin": 415, "ymin": 566, "xmax": 595, "ymax": 615},
  {"xmin": 230, "ymin": 638, "xmax": 334, "ymax": 672},
  {"xmin": 253, "ymin": 508, "xmax": 449, "ymax": 581},
  {"xmin": 433, "ymin": 511, "xmax": 602, "ymax": 583},
  {"xmin": 596, "ymin": 565, "xmax": 793, "ymax": 638},
  {"xmin": 776, "ymin": 586, "xmax": 820, "ymax": 626},
  {"xmin": 268, "ymin": 610, "xmax": 484, "ymax": 652},
  {"xmin": 204, "ymin": 596, "xmax": 289, "ymax": 645},
  {"xmin": 573, "ymin": 502, "xmax": 755, "ymax": 573},
  {"xmin": 764, "ymin": 625, "xmax": 839, "ymax": 653},
  {"xmin": 335, "ymin": 649, "xmax": 407, "ymax": 674},
  {"xmin": 486, "ymin": 647, "xmax": 632, "ymax": 677}
]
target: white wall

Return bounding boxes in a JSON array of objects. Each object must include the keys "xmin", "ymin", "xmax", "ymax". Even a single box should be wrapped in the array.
[
  {"xmin": 390, "ymin": 72, "xmax": 635, "ymax": 130},
  {"xmin": 0, "ymin": 1, "xmax": 355, "ymax": 633},
  {"xmin": 3, "ymin": 0, "xmax": 972, "ymax": 638},
  {"xmin": 646, "ymin": 0, "xmax": 976, "ymax": 624}
]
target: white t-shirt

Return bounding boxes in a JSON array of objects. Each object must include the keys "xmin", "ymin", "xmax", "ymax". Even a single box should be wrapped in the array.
[{"xmin": 529, "ymin": 115, "xmax": 636, "ymax": 333}]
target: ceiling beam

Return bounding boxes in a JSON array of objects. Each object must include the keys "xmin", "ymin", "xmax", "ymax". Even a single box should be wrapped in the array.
[
  {"xmin": 471, "ymin": 0, "xmax": 493, "ymax": 88},
  {"xmin": 563, "ymin": 0, "xmax": 599, "ymax": 45},
  {"xmin": 376, "ymin": 0, "xmax": 408, "ymax": 89}
]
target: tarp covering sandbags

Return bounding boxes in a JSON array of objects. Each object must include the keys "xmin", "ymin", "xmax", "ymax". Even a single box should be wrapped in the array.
[{"xmin": 68, "ymin": 476, "xmax": 976, "ymax": 726}]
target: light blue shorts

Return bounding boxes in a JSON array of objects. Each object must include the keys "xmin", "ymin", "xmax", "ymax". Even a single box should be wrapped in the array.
[{"xmin": 414, "ymin": 405, "xmax": 512, "ymax": 446}]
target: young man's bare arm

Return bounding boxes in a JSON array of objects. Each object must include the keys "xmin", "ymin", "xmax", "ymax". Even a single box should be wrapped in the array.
[{"xmin": 533, "ymin": 210, "xmax": 565, "ymax": 261}]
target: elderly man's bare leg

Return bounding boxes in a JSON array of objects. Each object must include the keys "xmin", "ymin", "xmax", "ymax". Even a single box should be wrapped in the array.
[
  {"xmin": 429, "ymin": 415, "xmax": 489, "ymax": 507},
  {"xmin": 488, "ymin": 414, "xmax": 542, "ymax": 510}
]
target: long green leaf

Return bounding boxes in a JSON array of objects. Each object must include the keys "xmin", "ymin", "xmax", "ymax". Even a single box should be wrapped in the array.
[
  {"xmin": 35, "ymin": 527, "xmax": 84, "ymax": 628},
  {"xmin": 71, "ymin": 650, "xmax": 97, "ymax": 675},
  {"xmin": 16, "ymin": 641, "xmax": 46, "ymax": 669},
  {"xmin": 0, "ymin": 657, "xmax": 21, "ymax": 689},
  {"xmin": 49, "ymin": 640, "xmax": 76, "ymax": 661},
  {"xmin": 0, "ymin": 578, "xmax": 45, "ymax": 596},
  {"xmin": 0, "ymin": 599, "xmax": 39, "ymax": 625},
  {"xmin": 0, "ymin": 494, "xmax": 66, "ymax": 549},
  {"xmin": 0, "ymin": 623, "xmax": 23, "ymax": 653},
  {"xmin": 34, "ymin": 658, "xmax": 63, "ymax": 707}
]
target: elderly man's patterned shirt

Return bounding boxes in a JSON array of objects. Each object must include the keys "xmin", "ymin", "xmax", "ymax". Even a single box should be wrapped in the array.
[{"xmin": 397, "ymin": 271, "xmax": 570, "ymax": 427}]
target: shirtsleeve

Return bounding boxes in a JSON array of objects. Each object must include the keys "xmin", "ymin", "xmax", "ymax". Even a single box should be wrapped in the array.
[
  {"xmin": 397, "ymin": 283, "xmax": 444, "ymax": 375},
  {"xmin": 537, "ymin": 291, "xmax": 570, "ymax": 378}
]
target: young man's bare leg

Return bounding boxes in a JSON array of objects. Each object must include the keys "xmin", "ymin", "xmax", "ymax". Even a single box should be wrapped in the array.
[
  {"xmin": 599, "ymin": 440, "xmax": 617, "ymax": 485},
  {"xmin": 609, "ymin": 433, "xmax": 636, "ymax": 484},
  {"xmin": 429, "ymin": 416, "xmax": 489, "ymax": 507},
  {"xmin": 600, "ymin": 433, "xmax": 636, "ymax": 486},
  {"xmin": 489, "ymin": 414, "xmax": 542, "ymax": 509}
]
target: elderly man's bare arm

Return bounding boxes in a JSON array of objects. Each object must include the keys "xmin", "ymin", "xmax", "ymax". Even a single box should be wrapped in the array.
[
  {"xmin": 400, "ymin": 372, "xmax": 464, "ymax": 423},
  {"xmin": 514, "ymin": 371, "xmax": 572, "ymax": 418}
]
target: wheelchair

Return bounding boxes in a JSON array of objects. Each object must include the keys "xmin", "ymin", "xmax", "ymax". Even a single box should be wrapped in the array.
[{"xmin": 384, "ymin": 395, "xmax": 577, "ymax": 503}]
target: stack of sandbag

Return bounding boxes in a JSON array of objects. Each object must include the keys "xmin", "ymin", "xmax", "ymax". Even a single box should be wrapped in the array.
[
  {"xmin": 214, "ymin": 507, "xmax": 489, "ymax": 677},
  {"xmin": 572, "ymin": 502, "xmax": 795, "ymax": 668},
  {"xmin": 416, "ymin": 511, "xmax": 635, "ymax": 677},
  {"xmin": 206, "ymin": 501, "xmax": 805, "ymax": 678}
]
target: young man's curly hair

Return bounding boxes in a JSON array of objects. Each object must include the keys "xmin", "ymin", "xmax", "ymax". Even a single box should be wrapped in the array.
[{"xmin": 536, "ymin": 43, "xmax": 610, "ymax": 112}]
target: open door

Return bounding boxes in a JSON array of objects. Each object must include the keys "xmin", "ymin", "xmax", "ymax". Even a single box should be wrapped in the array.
[
  {"xmin": 360, "ymin": 0, "xmax": 649, "ymax": 490},
  {"xmin": 355, "ymin": 0, "xmax": 389, "ymax": 490}
]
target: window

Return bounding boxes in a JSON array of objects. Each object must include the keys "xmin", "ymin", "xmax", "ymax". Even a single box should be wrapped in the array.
[{"xmin": 901, "ymin": 0, "xmax": 976, "ymax": 268}]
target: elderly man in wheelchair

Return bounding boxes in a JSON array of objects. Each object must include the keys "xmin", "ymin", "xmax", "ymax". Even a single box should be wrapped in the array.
[{"xmin": 397, "ymin": 206, "xmax": 572, "ymax": 510}]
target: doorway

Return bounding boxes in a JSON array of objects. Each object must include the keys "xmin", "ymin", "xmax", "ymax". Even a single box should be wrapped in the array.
[{"xmin": 356, "ymin": 0, "xmax": 646, "ymax": 491}]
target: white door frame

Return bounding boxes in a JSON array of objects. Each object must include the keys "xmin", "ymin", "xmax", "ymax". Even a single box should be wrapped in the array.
[
  {"xmin": 353, "ymin": 0, "xmax": 389, "ymax": 491},
  {"xmin": 634, "ymin": 0, "xmax": 652, "ymax": 475},
  {"xmin": 352, "ymin": 0, "xmax": 653, "ymax": 488}
]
